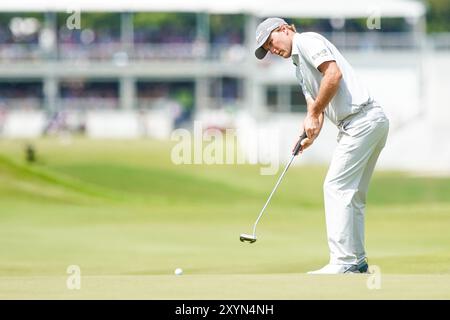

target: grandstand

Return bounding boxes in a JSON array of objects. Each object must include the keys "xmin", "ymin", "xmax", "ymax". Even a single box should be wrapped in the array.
[{"xmin": 0, "ymin": 0, "xmax": 449, "ymax": 172}]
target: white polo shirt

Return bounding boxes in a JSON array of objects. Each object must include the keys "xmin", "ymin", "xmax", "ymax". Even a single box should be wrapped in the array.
[{"xmin": 291, "ymin": 32, "xmax": 372, "ymax": 125}]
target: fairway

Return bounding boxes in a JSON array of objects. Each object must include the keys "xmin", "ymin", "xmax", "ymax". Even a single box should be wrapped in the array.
[{"xmin": 0, "ymin": 138, "xmax": 449, "ymax": 299}]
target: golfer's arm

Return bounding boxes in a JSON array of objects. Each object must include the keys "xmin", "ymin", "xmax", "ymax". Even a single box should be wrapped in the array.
[
  {"xmin": 312, "ymin": 110, "xmax": 325, "ymax": 137},
  {"xmin": 308, "ymin": 61, "xmax": 342, "ymax": 117},
  {"xmin": 306, "ymin": 97, "xmax": 325, "ymax": 130}
]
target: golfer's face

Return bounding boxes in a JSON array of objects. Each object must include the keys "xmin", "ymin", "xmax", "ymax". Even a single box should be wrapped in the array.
[{"xmin": 263, "ymin": 28, "xmax": 292, "ymax": 58}]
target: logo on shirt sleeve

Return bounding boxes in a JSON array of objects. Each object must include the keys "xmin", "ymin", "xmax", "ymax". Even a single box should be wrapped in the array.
[{"xmin": 312, "ymin": 48, "xmax": 330, "ymax": 61}]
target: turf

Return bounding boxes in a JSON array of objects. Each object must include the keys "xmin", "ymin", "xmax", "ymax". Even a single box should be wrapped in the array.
[
  {"xmin": 0, "ymin": 137, "xmax": 449, "ymax": 299},
  {"xmin": 1, "ymin": 275, "xmax": 449, "ymax": 299}
]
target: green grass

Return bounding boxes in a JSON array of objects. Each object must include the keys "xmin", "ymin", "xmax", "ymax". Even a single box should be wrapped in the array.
[
  {"xmin": 0, "ymin": 137, "xmax": 449, "ymax": 299},
  {"xmin": 1, "ymin": 274, "xmax": 449, "ymax": 299}
]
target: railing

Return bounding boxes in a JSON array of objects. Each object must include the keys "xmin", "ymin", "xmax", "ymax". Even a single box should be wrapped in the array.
[
  {"xmin": 0, "ymin": 44, "xmax": 43, "ymax": 61},
  {"xmin": 58, "ymin": 42, "xmax": 247, "ymax": 62},
  {"xmin": 136, "ymin": 97, "xmax": 243, "ymax": 111},
  {"xmin": 58, "ymin": 98, "xmax": 120, "ymax": 110},
  {"xmin": 0, "ymin": 33, "xmax": 450, "ymax": 62},
  {"xmin": 322, "ymin": 32, "xmax": 420, "ymax": 51},
  {"xmin": 133, "ymin": 43, "xmax": 208, "ymax": 60},
  {"xmin": 0, "ymin": 97, "xmax": 242, "ymax": 112},
  {"xmin": 59, "ymin": 43, "xmax": 124, "ymax": 61},
  {"xmin": 429, "ymin": 33, "xmax": 450, "ymax": 51},
  {"xmin": 0, "ymin": 97, "xmax": 43, "ymax": 110}
]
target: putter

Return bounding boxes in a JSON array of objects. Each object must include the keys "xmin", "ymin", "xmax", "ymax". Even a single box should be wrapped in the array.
[{"xmin": 240, "ymin": 132, "xmax": 308, "ymax": 244}]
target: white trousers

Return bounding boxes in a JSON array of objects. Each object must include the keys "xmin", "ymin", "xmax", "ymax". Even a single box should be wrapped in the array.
[{"xmin": 324, "ymin": 104, "xmax": 389, "ymax": 265}]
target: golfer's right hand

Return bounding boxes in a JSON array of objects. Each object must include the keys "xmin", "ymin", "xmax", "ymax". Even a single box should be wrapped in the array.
[{"xmin": 303, "ymin": 113, "xmax": 321, "ymax": 140}]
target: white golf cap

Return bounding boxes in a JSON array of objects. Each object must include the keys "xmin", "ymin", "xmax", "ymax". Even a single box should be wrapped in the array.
[{"xmin": 254, "ymin": 17, "xmax": 288, "ymax": 60}]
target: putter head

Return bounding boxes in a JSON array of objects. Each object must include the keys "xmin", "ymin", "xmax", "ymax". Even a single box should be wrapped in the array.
[{"xmin": 240, "ymin": 233, "xmax": 257, "ymax": 243}]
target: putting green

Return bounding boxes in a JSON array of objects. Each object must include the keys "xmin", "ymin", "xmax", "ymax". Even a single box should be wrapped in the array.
[
  {"xmin": 0, "ymin": 138, "xmax": 449, "ymax": 299},
  {"xmin": 1, "ymin": 274, "xmax": 449, "ymax": 299}
]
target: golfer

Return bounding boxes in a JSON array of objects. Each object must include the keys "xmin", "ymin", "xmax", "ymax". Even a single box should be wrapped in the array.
[{"xmin": 255, "ymin": 18, "xmax": 389, "ymax": 274}]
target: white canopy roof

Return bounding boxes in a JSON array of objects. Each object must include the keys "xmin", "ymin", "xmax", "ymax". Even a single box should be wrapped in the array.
[{"xmin": 0, "ymin": 0, "xmax": 426, "ymax": 18}]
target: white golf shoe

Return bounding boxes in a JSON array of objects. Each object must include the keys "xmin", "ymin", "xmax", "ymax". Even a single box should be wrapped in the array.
[{"xmin": 307, "ymin": 261, "xmax": 369, "ymax": 274}]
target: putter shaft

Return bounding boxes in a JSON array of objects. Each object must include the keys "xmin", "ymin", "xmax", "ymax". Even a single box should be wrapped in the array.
[
  {"xmin": 242, "ymin": 132, "xmax": 307, "ymax": 243},
  {"xmin": 251, "ymin": 153, "xmax": 296, "ymax": 237}
]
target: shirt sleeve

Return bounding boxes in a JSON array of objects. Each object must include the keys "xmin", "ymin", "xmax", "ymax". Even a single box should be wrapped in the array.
[
  {"xmin": 298, "ymin": 34, "xmax": 335, "ymax": 70},
  {"xmin": 300, "ymin": 83, "xmax": 312, "ymax": 100},
  {"xmin": 302, "ymin": 89, "xmax": 312, "ymax": 101}
]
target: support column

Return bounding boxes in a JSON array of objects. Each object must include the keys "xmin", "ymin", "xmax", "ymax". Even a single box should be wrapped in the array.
[
  {"xmin": 416, "ymin": 14, "xmax": 426, "ymax": 107},
  {"xmin": 196, "ymin": 12, "xmax": 210, "ymax": 42},
  {"xmin": 121, "ymin": 12, "xmax": 134, "ymax": 55},
  {"xmin": 244, "ymin": 75, "xmax": 264, "ymax": 117},
  {"xmin": 244, "ymin": 14, "xmax": 257, "ymax": 54},
  {"xmin": 120, "ymin": 77, "xmax": 136, "ymax": 110},
  {"xmin": 43, "ymin": 76, "xmax": 58, "ymax": 114},
  {"xmin": 243, "ymin": 15, "xmax": 263, "ymax": 116},
  {"xmin": 196, "ymin": 12, "xmax": 210, "ymax": 59},
  {"xmin": 42, "ymin": 12, "xmax": 57, "ymax": 60},
  {"xmin": 279, "ymin": 85, "xmax": 290, "ymax": 113},
  {"xmin": 195, "ymin": 77, "xmax": 209, "ymax": 117}
]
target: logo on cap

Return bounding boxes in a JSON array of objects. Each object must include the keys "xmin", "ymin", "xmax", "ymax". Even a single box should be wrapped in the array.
[
  {"xmin": 267, "ymin": 23, "xmax": 279, "ymax": 32},
  {"xmin": 256, "ymin": 32, "xmax": 263, "ymax": 42}
]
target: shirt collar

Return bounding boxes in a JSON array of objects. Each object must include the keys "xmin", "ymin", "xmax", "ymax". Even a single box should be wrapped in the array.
[{"xmin": 291, "ymin": 33, "xmax": 301, "ymax": 66}]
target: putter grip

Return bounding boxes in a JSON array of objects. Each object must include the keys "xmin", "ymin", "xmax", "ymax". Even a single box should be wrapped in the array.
[{"xmin": 292, "ymin": 132, "xmax": 308, "ymax": 156}]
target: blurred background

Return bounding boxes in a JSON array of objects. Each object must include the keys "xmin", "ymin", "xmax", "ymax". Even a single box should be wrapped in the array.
[
  {"xmin": 0, "ymin": 0, "xmax": 450, "ymax": 299},
  {"xmin": 0, "ymin": 0, "xmax": 448, "ymax": 171}
]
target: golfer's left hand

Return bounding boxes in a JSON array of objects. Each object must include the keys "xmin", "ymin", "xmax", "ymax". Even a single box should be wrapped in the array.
[{"xmin": 299, "ymin": 136, "xmax": 314, "ymax": 152}]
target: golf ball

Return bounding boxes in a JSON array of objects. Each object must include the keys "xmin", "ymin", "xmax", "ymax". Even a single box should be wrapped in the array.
[{"xmin": 174, "ymin": 268, "xmax": 183, "ymax": 276}]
